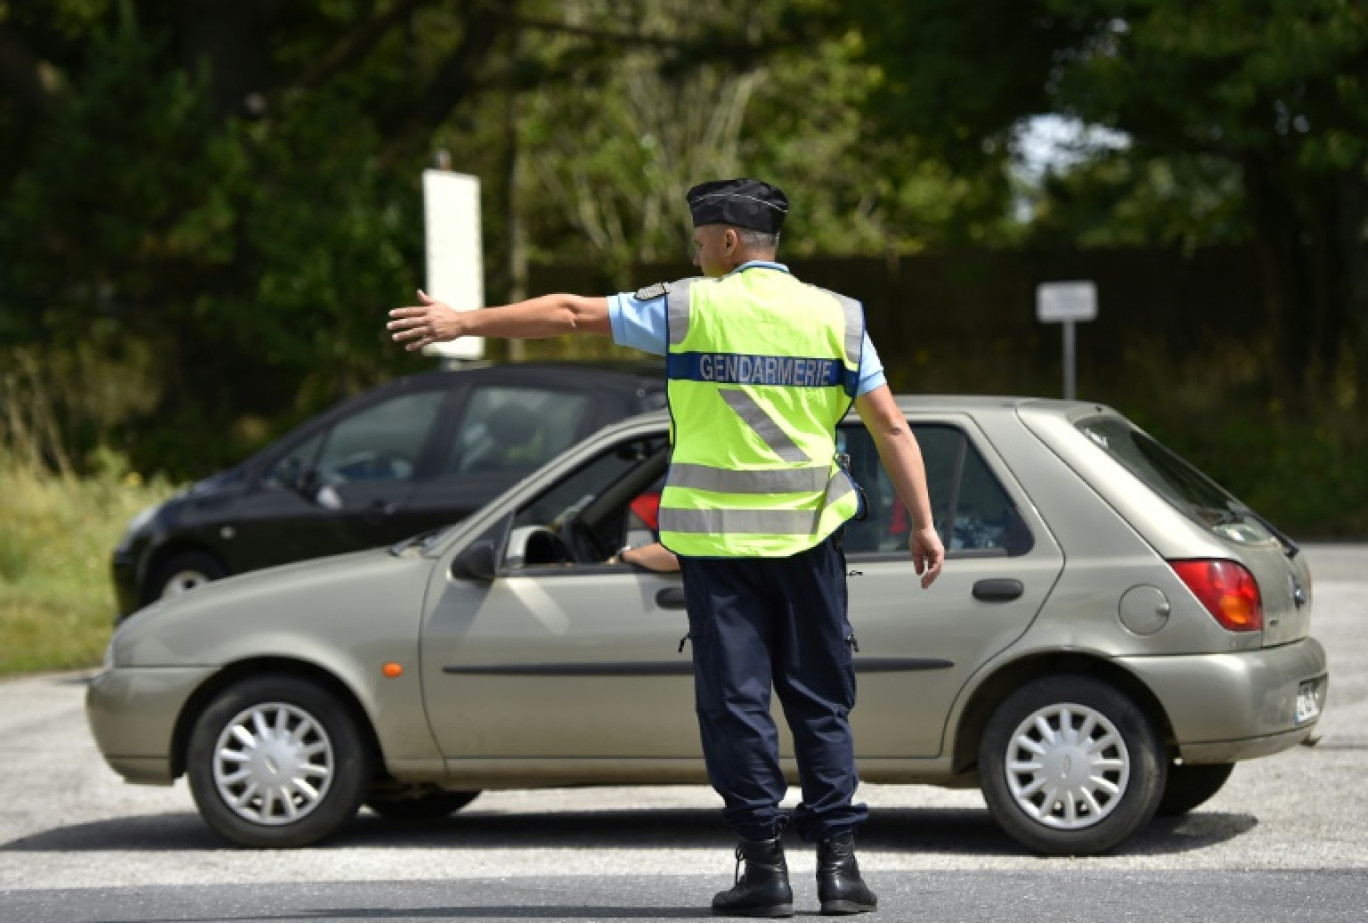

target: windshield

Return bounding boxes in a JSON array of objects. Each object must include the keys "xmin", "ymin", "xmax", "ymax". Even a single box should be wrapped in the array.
[{"xmin": 1077, "ymin": 417, "xmax": 1294, "ymax": 551}]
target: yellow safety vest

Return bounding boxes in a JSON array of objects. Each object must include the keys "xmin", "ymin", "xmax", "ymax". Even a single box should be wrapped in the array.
[{"xmin": 657, "ymin": 265, "xmax": 864, "ymax": 557}]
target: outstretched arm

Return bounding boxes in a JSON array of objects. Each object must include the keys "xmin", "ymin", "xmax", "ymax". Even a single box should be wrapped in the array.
[
  {"xmin": 853, "ymin": 384, "xmax": 945, "ymax": 588},
  {"xmin": 388, "ymin": 290, "xmax": 612, "ymax": 351}
]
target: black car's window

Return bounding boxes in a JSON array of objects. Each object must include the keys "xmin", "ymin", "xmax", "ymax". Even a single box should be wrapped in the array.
[
  {"xmin": 263, "ymin": 431, "xmax": 324, "ymax": 488},
  {"xmin": 444, "ymin": 387, "xmax": 593, "ymax": 475},
  {"xmin": 840, "ymin": 423, "xmax": 1031, "ymax": 557},
  {"xmin": 314, "ymin": 390, "xmax": 448, "ymax": 484},
  {"xmin": 1078, "ymin": 417, "xmax": 1282, "ymax": 545}
]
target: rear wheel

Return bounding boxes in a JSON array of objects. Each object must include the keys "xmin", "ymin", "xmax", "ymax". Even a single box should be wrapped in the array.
[
  {"xmin": 365, "ymin": 789, "xmax": 481, "ymax": 820},
  {"xmin": 186, "ymin": 674, "xmax": 373, "ymax": 848},
  {"xmin": 979, "ymin": 675, "xmax": 1166, "ymax": 856},
  {"xmin": 1157, "ymin": 763, "xmax": 1235, "ymax": 816}
]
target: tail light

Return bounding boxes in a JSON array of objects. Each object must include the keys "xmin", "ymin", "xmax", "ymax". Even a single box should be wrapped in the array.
[{"xmin": 1170, "ymin": 559, "xmax": 1263, "ymax": 631}]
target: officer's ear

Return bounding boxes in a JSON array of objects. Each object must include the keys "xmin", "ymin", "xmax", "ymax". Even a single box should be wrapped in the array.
[{"xmin": 722, "ymin": 227, "xmax": 739, "ymax": 255}]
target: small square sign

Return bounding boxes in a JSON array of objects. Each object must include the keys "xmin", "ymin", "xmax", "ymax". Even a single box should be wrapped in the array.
[{"xmin": 1036, "ymin": 281, "xmax": 1098, "ymax": 323}]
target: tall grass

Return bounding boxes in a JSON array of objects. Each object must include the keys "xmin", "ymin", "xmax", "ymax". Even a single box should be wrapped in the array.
[{"xmin": 0, "ymin": 450, "xmax": 178, "ymax": 675}]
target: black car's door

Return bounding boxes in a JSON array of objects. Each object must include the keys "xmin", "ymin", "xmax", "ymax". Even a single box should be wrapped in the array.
[{"xmin": 230, "ymin": 387, "xmax": 453, "ymax": 570}]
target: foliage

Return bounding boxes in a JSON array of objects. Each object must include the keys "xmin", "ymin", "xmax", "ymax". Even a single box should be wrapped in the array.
[
  {"xmin": 1024, "ymin": 152, "xmax": 1249, "ymax": 250},
  {"xmin": 845, "ymin": 0, "xmax": 1368, "ymax": 405},
  {"xmin": 514, "ymin": 3, "xmax": 1019, "ymax": 275},
  {"xmin": 0, "ymin": 446, "xmax": 179, "ymax": 675},
  {"xmin": 0, "ymin": 5, "xmax": 425, "ymax": 475},
  {"xmin": 0, "ymin": 0, "xmax": 1363, "ymax": 539}
]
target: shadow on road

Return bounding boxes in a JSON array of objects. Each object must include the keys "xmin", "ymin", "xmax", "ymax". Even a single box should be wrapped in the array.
[
  {"xmin": 89, "ymin": 908, "xmax": 711, "ymax": 922},
  {"xmin": 0, "ymin": 804, "xmax": 1257, "ymax": 857}
]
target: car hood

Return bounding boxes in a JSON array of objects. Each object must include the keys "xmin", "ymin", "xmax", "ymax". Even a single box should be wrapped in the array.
[{"xmin": 112, "ymin": 547, "xmax": 434, "ymax": 667}]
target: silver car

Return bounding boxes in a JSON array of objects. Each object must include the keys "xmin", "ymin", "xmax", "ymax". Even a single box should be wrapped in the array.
[{"xmin": 87, "ymin": 396, "xmax": 1328, "ymax": 856}]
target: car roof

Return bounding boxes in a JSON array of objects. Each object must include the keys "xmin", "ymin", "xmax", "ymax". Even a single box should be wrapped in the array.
[
  {"xmin": 891, "ymin": 394, "xmax": 1115, "ymax": 414},
  {"xmin": 595, "ymin": 394, "xmax": 1122, "ymax": 432}
]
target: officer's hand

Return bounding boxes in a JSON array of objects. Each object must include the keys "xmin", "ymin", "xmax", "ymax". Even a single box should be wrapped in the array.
[
  {"xmin": 909, "ymin": 526, "xmax": 944, "ymax": 589},
  {"xmin": 387, "ymin": 290, "xmax": 463, "ymax": 351}
]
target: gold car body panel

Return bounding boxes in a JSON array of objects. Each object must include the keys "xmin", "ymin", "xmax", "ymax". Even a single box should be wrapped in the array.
[
  {"xmin": 95, "ymin": 550, "xmax": 448, "ymax": 783},
  {"xmin": 86, "ymin": 665, "xmax": 217, "ymax": 784}
]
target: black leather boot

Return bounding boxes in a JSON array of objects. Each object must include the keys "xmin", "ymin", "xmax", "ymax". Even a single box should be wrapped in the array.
[
  {"xmin": 816, "ymin": 832, "xmax": 877, "ymax": 915},
  {"xmin": 711, "ymin": 835, "xmax": 794, "ymax": 918}
]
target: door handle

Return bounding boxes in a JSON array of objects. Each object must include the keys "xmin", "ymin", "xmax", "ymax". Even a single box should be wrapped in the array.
[
  {"xmin": 655, "ymin": 587, "xmax": 687, "ymax": 609},
  {"xmin": 973, "ymin": 578, "xmax": 1024, "ymax": 602}
]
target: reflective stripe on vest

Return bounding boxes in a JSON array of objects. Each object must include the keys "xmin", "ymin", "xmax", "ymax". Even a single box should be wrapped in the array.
[{"xmin": 659, "ymin": 266, "xmax": 864, "ymax": 558}]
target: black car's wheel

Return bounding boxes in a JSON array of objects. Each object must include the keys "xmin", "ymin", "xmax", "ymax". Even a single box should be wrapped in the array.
[
  {"xmin": 151, "ymin": 551, "xmax": 226, "ymax": 602},
  {"xmin": 978, "ymin": 675, "xmax": 1166, "ymax": 856},
  {"xmin": 1157, "ymin": 762, "xmax": 1235, "ymax": 816},
  {"xmin": 186, "ymin": 674, "xmax": 373, "ymax": 848},
  {"xmin": 365, "ymin": 789, "xmax": 481, "ymax": 820}
]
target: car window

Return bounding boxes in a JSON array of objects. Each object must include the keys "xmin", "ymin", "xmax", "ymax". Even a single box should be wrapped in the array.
[
  {"xmin": 840, "ymin": 422, "xmax": 1032, "ymax": 557},
  {"xmin": 514, "ymin": 435, "xmax": 669, "ymax": 529},
  {"xmin": 314, "ymin": 390, "xmax": 448, "ymax": 484},
  {"xmin": 262, "ymin": 431, "xmax": 324, "ymax": 488},
  {"xmin": 444, "ymin": 387, "xmax": 593, "ymax": 476},
  {"xmin": 1078, "ymin": 416, "xmax": 1281, "ymax": 545}
]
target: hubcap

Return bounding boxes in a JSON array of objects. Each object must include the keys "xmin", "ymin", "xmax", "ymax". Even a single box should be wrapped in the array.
[
  {"xmin": 1003, "ymin": 703, "xmax": 1130, "ymax": 830},
  {"xmin": 211, "ymin": 702, "xmax": 335, "ymax": 825},
  {"xmin": 160, "ymin": 570, "xmax": 211, "ymax": 598}
]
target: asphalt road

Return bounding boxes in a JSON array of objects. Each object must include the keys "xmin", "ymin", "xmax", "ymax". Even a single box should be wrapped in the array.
[{"xmin": 2, "ymin": 544, "xmax": 1365, "ymax": 922}]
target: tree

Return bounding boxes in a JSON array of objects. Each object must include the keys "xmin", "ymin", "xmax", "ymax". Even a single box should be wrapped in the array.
[
  {"xmin": 847, "ymin": 0, "xmax": 1368, "ymax": 407},
  {"xmin": 0, "ymin": 0, "xmax": 1015, "ymax": 472}
]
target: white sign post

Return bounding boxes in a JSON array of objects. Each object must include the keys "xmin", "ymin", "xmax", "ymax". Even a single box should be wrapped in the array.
[
  {"xmin": 1035, "ymin": 281, "xmax": 1097, "ymax": 400},
  {"xmin": 421, "ymin": 169, "xmax": 485, "ymax": 362}
]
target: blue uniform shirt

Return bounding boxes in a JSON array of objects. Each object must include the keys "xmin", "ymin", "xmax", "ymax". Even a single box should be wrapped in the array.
[{"xmin": 607, "ymin": 261, "xmax": 887, "ymax": 397}]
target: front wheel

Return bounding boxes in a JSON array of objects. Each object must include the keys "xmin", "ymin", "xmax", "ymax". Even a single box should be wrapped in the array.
[
  {"xmin": 978, "ymin": 675, "xmax": 1166, "ymax": 856},
  {"xmin": 186, "ymin": 674, "xmax": 373, "ymax": 848},
  {"xmin": 151, "ymin": 551, "xmax": 226, "ymax": 602}
]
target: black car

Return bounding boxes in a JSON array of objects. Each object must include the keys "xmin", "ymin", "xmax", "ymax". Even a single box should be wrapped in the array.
[{"xmin": 111, "ymin": 362, "xmax": 666, "ymax": 619}]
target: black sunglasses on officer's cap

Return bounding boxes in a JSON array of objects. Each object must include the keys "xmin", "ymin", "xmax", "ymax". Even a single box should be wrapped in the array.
[{"xmin": 686, "ymin": 179, "xmax": 788, "ymax": 235}]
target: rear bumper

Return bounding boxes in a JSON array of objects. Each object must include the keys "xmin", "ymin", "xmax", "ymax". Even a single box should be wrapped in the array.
[
  {"xmin": 86, "ymin": 665, "xmax": 217, "ymax": 785},
  {"xmin": 1119, "ymin": 636, "xmax": 1328, "ymax": 763}
]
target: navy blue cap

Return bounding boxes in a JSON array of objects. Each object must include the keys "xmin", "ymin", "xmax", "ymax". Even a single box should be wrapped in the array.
[{"xmin": 686, "ymin": 178, "xmax": 788, "ymax": 234}]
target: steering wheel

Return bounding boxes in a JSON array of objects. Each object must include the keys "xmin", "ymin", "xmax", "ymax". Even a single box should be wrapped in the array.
[
  {"xmin": 556, "ymin": 511, "xmax": 606, "ymax": 563},
  {"xmin": 333, "ymin": 450, "xmax": 413, "ymax": 482}
]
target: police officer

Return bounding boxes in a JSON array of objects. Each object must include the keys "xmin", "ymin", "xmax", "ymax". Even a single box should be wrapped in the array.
[{"xmin": 388, "ymin": 178, "xmax": 945, "ymax": 917}]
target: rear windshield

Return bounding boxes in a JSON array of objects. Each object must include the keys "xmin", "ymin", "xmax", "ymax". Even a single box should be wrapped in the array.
[{"xmin": 1077, "ymin": 417, "xmax": 1293, "ymax": 551}]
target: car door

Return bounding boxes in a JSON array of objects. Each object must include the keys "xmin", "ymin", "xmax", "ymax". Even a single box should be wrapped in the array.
[
  {"xmin": 836, "ymin": 415, "xmax": 1064, "ymax": 759},
  {"xmin": 418, "ymin": 433, "xmax": 700, "ymax": 763},
  {"xmin": 419, "ymin": 558, "xmax": 696, "ymax": 760}
]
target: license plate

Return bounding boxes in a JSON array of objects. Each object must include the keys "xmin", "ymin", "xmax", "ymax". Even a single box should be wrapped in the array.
[{"xmin": 1295, "ymin": 680, "xmax": 1320, "ymax": 724}]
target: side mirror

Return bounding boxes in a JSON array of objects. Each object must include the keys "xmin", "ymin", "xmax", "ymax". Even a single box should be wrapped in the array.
[
  {"xmin": 293, "ymin": 469, "xmax": 343, "ymax": 510},
  {"xmin": 314, "ymin": 484, "xmax": 344, "ymax": 511},
  {"xmin": 451, "ymin": 539, "xmax": 498, "ymax": 582}
]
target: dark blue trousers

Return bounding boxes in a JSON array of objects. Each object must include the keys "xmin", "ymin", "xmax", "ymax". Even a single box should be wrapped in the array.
[{"xmin": 679, "ymin": 532, "xmax": 867, "ymax": 843}]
